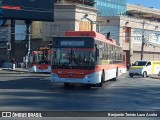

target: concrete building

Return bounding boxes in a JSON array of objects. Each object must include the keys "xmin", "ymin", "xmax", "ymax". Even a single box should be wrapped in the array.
[
  {"xmin": 95, "ymin": 0, "xmax": 126, "ymax": 16},
  {"xmin": 0, "ymin": 20, "xmax": 26, "ymax": 64},
  {"xmin": 0, "ymin": 3, "xmax": 98, "ymax": 63},
  {"xmin": 32, "ymin": 3, "xmax": 97, "ymax": 37},
  {"xmin": 0, "ymin": 0, "xmax": 126, "ymax": 62},
  {"xmin": 98, "ymin": 4, "xmax": 160, "ymax": 64},
  {"xmin": 31, "ymin": 3, "xmax": 98, "ymax": 49},
  {"xmin": 55, "ymin": 0, "xmax": 126, "ymax": 16}
]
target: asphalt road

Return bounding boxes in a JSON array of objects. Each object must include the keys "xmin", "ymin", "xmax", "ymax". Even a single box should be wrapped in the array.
[{"xmin": 0, "ymin": 70, "xmax": 160, "ymax": 119}]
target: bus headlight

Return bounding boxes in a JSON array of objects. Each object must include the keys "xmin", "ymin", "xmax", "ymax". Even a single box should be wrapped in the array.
[
  {"xmin": 48, "ymin": 66, "xmax": 51, "ymax": 69},
  {"xmin": 84, "ymin": 74, "xmax": 92, "ymax": 78},
  {"xmin": 51, "ymin": 73, "xmax": 58, "ymax": 78}
]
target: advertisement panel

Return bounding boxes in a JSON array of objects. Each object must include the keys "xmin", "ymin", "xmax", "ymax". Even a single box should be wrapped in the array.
[
  {"xmin": 133, "ymin": 29, "xmax": 160, "ymax": 44},
  {"xmin": 1, "ymin": 0, "xmax": 54, "ymax": 21}
]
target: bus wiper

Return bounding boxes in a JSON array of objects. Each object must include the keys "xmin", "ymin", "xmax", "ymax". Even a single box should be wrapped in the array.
[
  {"xmin": 62, "ymin": 62, "xmax": 70, "ymax": 68},
  {"xmin": 84, "ymin": 65, "xmax": 94, "ymax": 70}
]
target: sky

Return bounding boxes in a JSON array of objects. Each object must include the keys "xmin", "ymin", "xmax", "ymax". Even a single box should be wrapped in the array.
[{"xmin": 127, "ymin": 0, "xmax": 160, "ymax": 9}]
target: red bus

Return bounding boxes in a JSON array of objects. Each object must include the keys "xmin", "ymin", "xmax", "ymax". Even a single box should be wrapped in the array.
[
  {"xmin": 28, "ymin": 47, "xmax": 51, "ymax": 73},
  {"xmin": 51, "ymin": 31, "xmax": 126, "ymax": 87}
]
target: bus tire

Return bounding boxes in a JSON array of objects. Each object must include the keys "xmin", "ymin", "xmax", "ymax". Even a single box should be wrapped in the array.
[
  {"xmin": 143, "ymin": 71, "xmax": 147, "ymax": 77},
  {"xmin": 97, "ymin": 71, "xmax": 105, "ymax": 87},
  {"xmin": 112, "ymin": 67, "xmax": 118, "ymax": 81},
  {"xmin": 112, "ymin": 77, "xmax": 117, "ymax": 81}
]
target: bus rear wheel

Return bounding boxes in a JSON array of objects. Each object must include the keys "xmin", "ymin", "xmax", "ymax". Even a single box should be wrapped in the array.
[
  {"xmin": 97, "ymin": 72, "xmax": 105, "ymax": 87},
  {"xmin": 114, "ymin": 67, "xmax": 119, "ymax": 81},
  {"xmin": 112, "ymin": 77, "xmax": 117, "ymax": 81}
]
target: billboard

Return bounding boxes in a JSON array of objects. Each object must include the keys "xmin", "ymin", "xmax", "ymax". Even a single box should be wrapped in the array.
[{"xmin": 1, "ymin": 0, "xmax": 54, "ymax": 21}]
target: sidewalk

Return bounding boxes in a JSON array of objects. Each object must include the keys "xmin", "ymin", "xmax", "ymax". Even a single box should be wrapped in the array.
[
  {"xmin": 0, "ymin": 67, "xmax": 51, "ymax": 74},
  {"xmin": 150, "ymin": 74, "xmax": 160, "ymax": 79},
  {"xmin": 0, "ymin": 67, "xmax": 29, "ymax": 73}
]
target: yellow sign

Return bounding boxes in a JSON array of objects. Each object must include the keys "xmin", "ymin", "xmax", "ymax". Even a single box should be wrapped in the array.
[{"xmin": 79, "ymin": 21, "xmax": 91, "ymax": 31}]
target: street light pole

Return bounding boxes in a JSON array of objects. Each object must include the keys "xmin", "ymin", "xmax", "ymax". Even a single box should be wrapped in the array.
[
  {"xmin": 11, "ymin": 19, "xmax": 15, "ymax": 60},
  {"xmin": 7, "ymin": 50, "xmax": 10, "ymax": 69},
  {"xmin": 25, "ymin": 20, "xmax": 32, "ymax": 69},
  {"xmin": 140, "ymin": 20, "xmax": 145, "ymax": 60}
]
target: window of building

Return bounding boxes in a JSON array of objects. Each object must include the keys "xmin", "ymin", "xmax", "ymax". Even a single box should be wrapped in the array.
[{"xmin": 95, "ymin": 0, "xmax": 126, "ymax": 16}]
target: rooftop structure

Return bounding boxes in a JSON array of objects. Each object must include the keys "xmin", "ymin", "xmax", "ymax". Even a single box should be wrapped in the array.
[
  {"xmin": 126, "ymin": 4, "xmax": 160, "ymax": 22},
  {"xmin": 55, "ymin": 0, "xmax": 126, "ymax": 16}
]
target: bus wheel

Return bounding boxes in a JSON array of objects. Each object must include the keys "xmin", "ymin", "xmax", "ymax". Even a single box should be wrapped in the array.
[
  {"xmin": 143, "ymin": 71, "xmax": 147, "ymax": 77},
  {"xmin": 112, "ymin": 77, "xmax": 117, "ymax": 81},
  {"xmin": 97, "ymin": 72, "xmax": 105, "ymax": 87},
  {"xmin": 113, "ymin": 67, "xmax": 118, "ymax": 81}
]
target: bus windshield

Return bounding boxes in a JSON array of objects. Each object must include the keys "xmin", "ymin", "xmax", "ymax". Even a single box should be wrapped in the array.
[
  {"xmin": 52, "ymin": 48, "xmax": 95, "ymax": 69},
  {"xmin": 28, "ymin": 51, "xmax": 43, "ymax": 64},
  {"xmin": 29, "ymin": 51, "xmax": 51, "ymax": 64}
]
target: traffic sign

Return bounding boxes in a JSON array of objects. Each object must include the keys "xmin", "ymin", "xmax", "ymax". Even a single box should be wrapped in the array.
[{"xmin": 6, "ymin": 42, "xmax": 11, "ymax": 50}]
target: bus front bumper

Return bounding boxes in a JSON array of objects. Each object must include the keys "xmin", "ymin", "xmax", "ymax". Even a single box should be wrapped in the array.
[{"xmin": 51, "ymin": 72, "xmax": 101, "ymax": 85}]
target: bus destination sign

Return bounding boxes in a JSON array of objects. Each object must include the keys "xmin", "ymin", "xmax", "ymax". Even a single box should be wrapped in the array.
[{"xmin": 60, "ymin": 41, "xmax": 85, "ymax": 47}]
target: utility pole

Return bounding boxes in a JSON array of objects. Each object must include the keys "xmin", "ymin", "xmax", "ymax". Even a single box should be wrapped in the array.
[
  {"xmin": 7, "ymin": 42, "xmax": 11, "ymax": 69},
  {"xmin": 11, "ymin": 19, "xmax": 15, "ymax": 60},
  {"xmin": 140, "ymin": 20, "xmax": 145, "ymax": 60},
  {"xmin": 25, "ymin": 20, "xmax": 32, "ymax": 69}
]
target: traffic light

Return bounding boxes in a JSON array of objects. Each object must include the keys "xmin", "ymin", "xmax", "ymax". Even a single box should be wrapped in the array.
[{"xmin": 7, "ymin": 42, "xmax": 11, "ymax": 50}]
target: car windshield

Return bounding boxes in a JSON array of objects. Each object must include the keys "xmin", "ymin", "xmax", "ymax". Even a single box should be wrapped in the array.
[
  {"xmin": 132, "ymin": 61, "xmax": 147, "ymax": 66},
  {"xmin": 52, "ymin": 48, "xmax": 95, "ymax": 69}
]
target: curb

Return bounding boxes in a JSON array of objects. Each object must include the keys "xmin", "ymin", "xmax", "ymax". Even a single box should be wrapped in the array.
[
  {"xmin": 1, "ymin": 68, "xmax": 50, "ymax": 74},
  {"xmin": 150, "ymin": 76, "xmax": 160, "ymax": 79},
  {"xmin": 1, "ymin": 68, "xmax": 29, "ymax": 73},
  {"xmin": 150, "ymin": 74, "xmax": 160, "ymax": 79}
]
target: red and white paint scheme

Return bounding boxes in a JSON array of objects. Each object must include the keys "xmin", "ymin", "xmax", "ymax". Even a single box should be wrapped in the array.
[
  {"xmin": 28, "ymin": 48, "xmax": 51, "ymax": 73},
  {"xmin": 51, "ymin": 31, "xmax": 126, "ymax": 87}
]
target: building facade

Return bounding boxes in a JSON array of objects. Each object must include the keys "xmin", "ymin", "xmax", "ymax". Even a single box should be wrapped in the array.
[
  {"xmin": 32, "ymin": 4, "xmax": 97, "ymax": 40},
  {"xmin": 56, "ymin": 0, "xmax": 126, "ymax": 16},
  {"xmin": 55, "ymin": 0, "xmax": 95, "ymax": 6},
  {"xmin": 95, "ymin": 0, "xmax": 126, "ymax": 16},
  {"xmin": 98, "ymin": 4, "xmax": 160, "ymax": 64},
  {"xmin": 0, "ymin": 3, "xmax": 98, "ymax": 63},
  {"xmin": 1, "ymin": 1, "xmax": 160, "ymax": 66}
]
